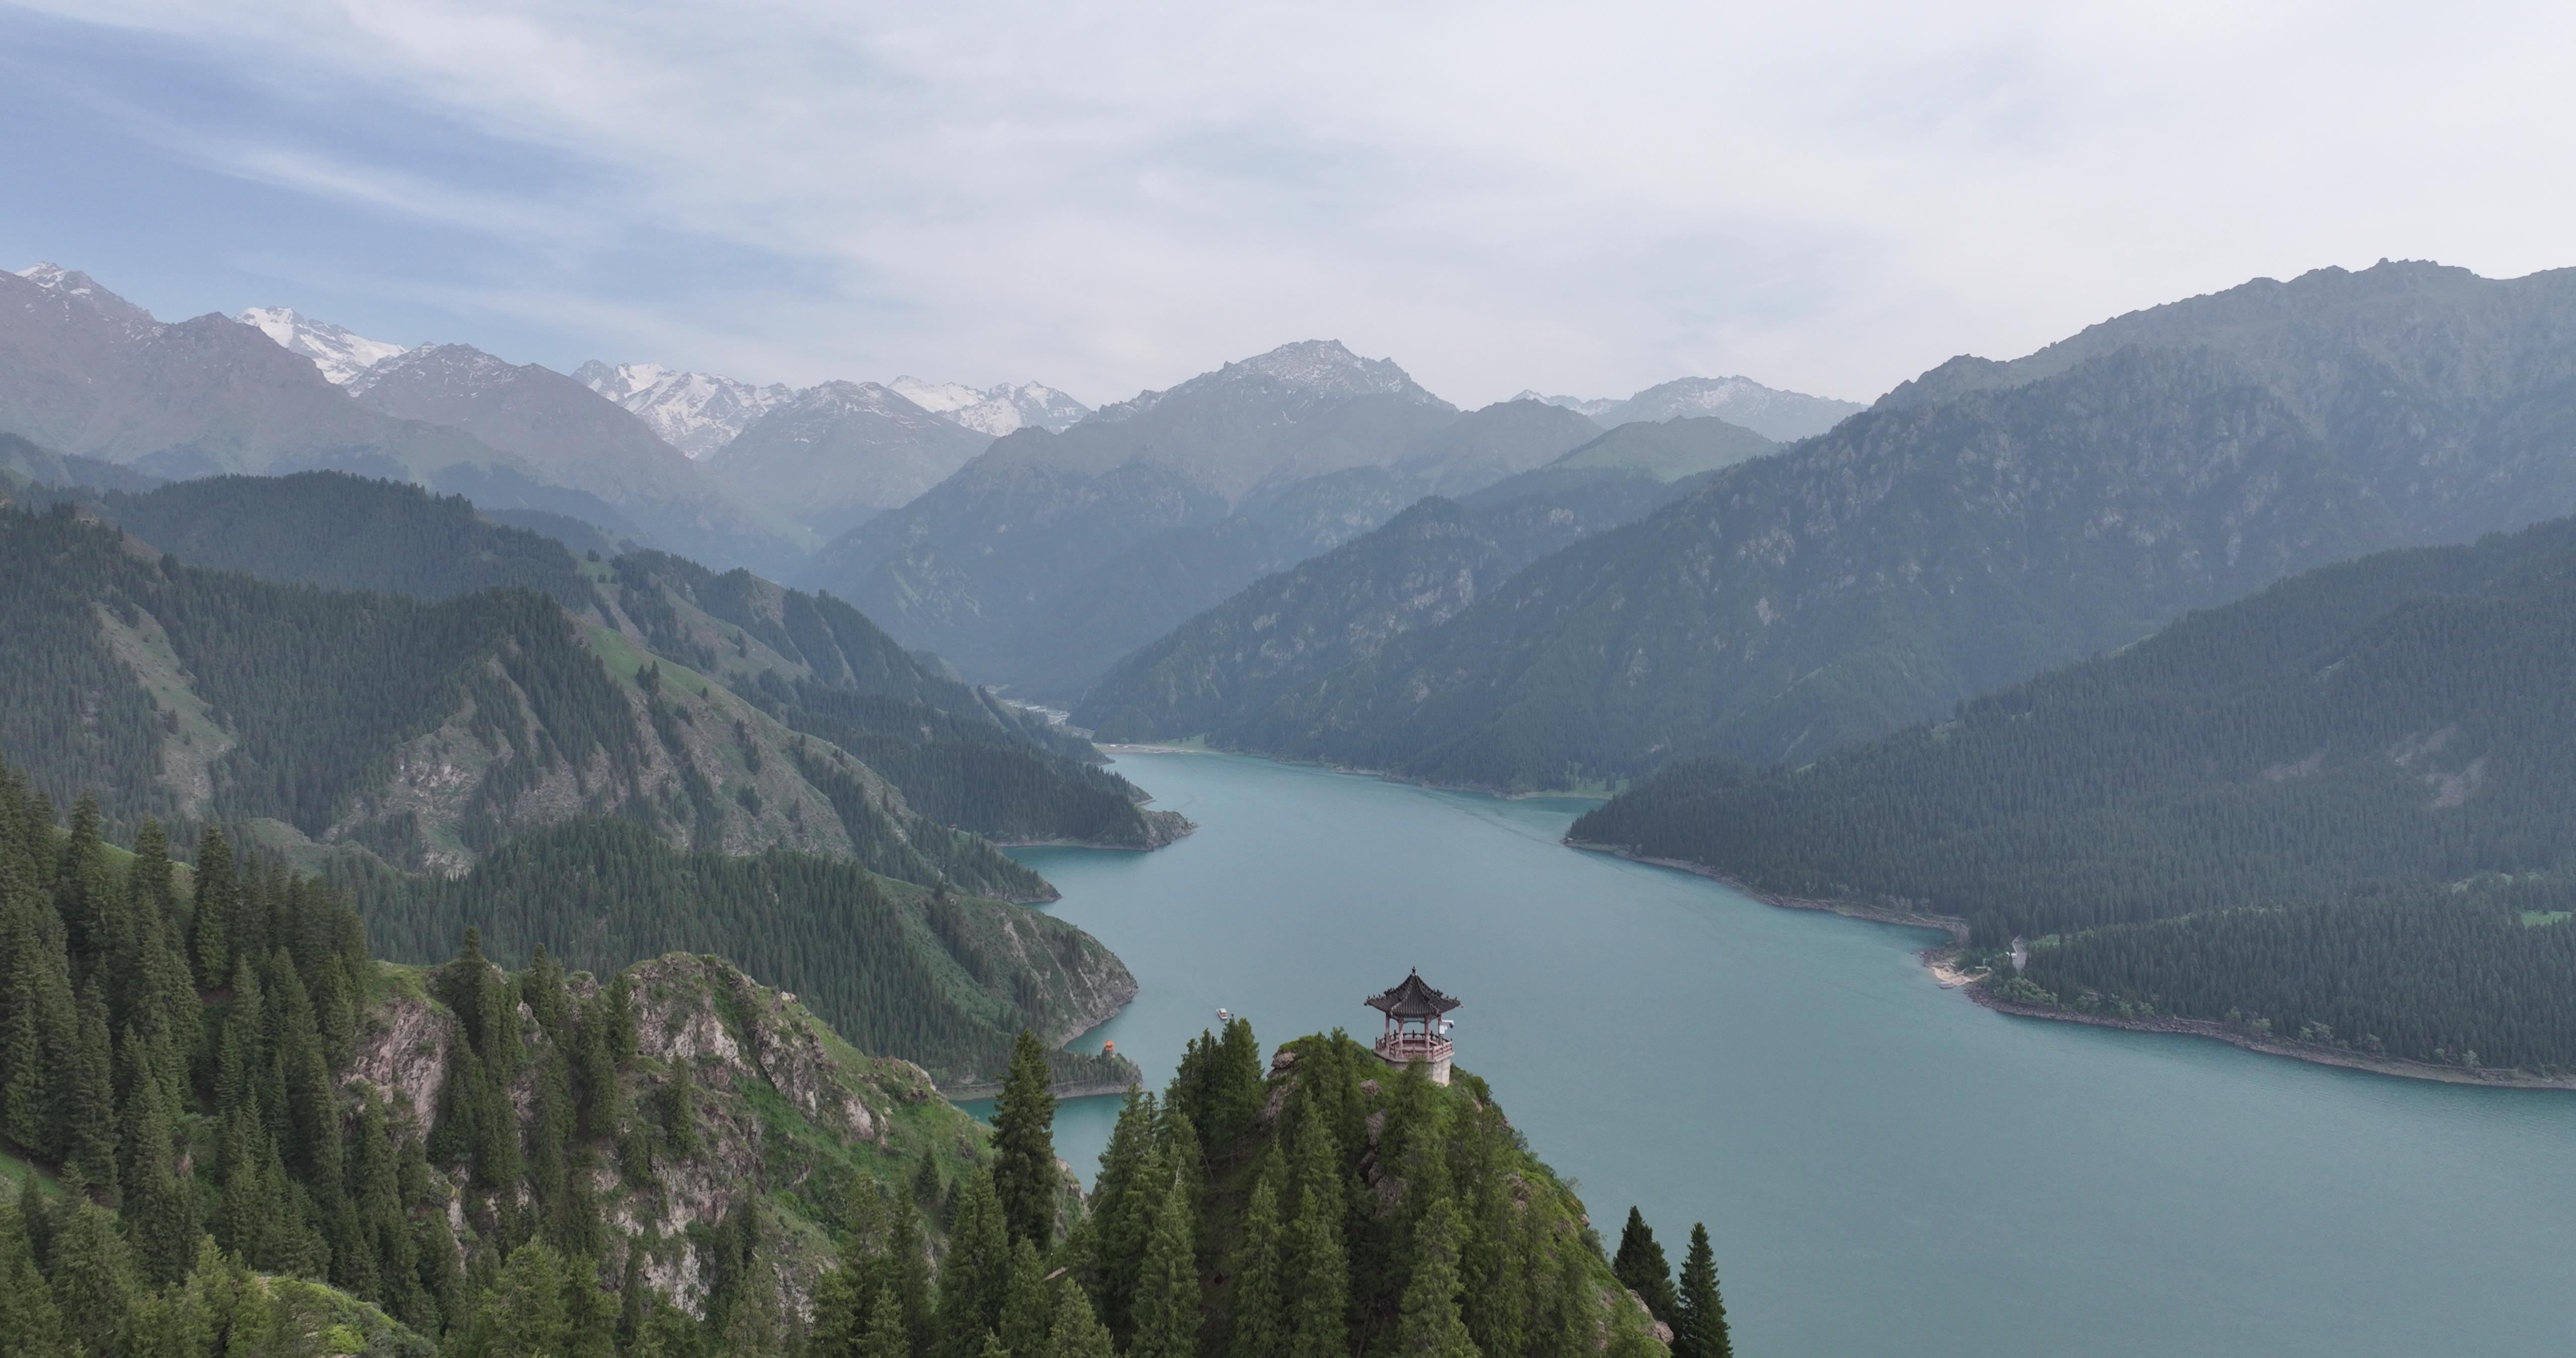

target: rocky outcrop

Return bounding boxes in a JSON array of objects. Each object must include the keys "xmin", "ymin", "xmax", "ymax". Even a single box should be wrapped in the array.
[{"xmin": 347, "ymin": 952, "xmax": 995, "ymax": 1319}]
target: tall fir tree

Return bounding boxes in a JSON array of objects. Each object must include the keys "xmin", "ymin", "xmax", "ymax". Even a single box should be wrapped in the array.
[
  {"xmin": 1127, "ymin": 1166, "xmax": 1198, "ymax": 1358},
  {"xmin": 1612, "ymin": 1207, "xmax": 1677, "ymax": 1326},
  {"xmin": 1226, "ymin": 1157, "xmax": 1288, "ymax": 1358},
  {"xmin": 938, "ymin": 1169, "xmax": 1012, "ymax": 1358},
  {"xmin": 1048, "ymin": 1283, "xmax": 1115, "ymax": 1358},
  {"xmin": 1672, "ymin": 1223, "xmax": 1732, "ymax": 1358},
  {"xmin": 990, "ymin": 1029, "xmax": 1057, "ymax": 1250},
  {"xmin": 188, "ymin": 828, "xmax": 236, "ymax": 990},
  {"xmin": 0, "ymin": 1194, "xmax": 70, "ymax": 1358},
  {"xmin": 1394, "ymin": 1196, "xmax": 1477, "ymax": 1358},
  {"xmin": 1283, "ymin": 1113, "xmax": 1350, "ymax": 1358}
]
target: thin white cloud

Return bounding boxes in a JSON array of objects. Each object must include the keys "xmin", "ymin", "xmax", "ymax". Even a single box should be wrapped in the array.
[{"xmin": 21, "ymin": 0, "xmax": 2576, "ymax": 405}]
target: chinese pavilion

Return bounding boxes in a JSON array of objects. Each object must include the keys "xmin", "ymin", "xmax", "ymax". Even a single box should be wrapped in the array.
[{"xmin": 1365, "ymin": 969, "xmax": 1461, "ymax": 1085}]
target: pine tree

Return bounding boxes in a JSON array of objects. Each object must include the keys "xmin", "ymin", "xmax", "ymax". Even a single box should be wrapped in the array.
[
  {"xmin": 880, "ymin": 1182, "xmax": 934, "ymax": 1355},
  {"xmin": 2, "ymin": 927, "xmax": 73, "ymax": 1160},
  {"xmin": 858, "ymin": 1285, "xmax": 911, "ymax": 1358},
  {"xmin": 0, "ymin": 1194, "xmax": 70, "ymax": 1358},
  {"xmin": 613, "ymin": 1246, "xmax": 652, "ymax": 1355},
  {"xmin": 566, "ymin": 1253, "xmax": 619, "ymax": 1358},
  {"xmin": 119, "ymin": 1070, "xmax": 196, "ymax": 1286},
  {"xmin": 938, "ymin": 1170, "xmax": 1012, "ymax": 1358},
  {"xmin": 996, "ymin": 1235, "xmax": 1051, "ymax": 1358},
  {"xmin": 1226, "ymin": 1157, "xmax": 1288, "ymax": 1358},
  {"xmin": 1126, "ymin": 1165, "xmax": 1198, "ymax": 1358},
  {"xmin": 1672, "ymin": 1223, "xmax": 1732, "ymax": 1358},
  {"xmin": 1611, "ymin": 1207, "xmax": 1677, "ymax": 1326},
  {"xmin": 1394, "ymin": 1196, "xmax": 1476, "ymax": 1358},
  {"xmin": 62, "ymin": 976, "xmax": 118, "ymax": 1202},
  {"xmin": 188, "ymin": 828, "xmax": 236, "ymax": 990},
  {"xmin": 476, "ymin": 1240, "xmax": 573, "ymax": 1358},
  {"xmin": 990, "ymin": 1029, "xmax": 1057, "ymax": 1249},
  {"xmin": 1282, "ymin": 1116, "xmax": 1349, "ymax": 1358},
  {"xmin": 48, "ymin": 1200, "xmax": 138, "ymax": 1358},
  {"xmin": 51, "ymin": 797, "xmax": 109, "ymax": 985},
  {"xmin": 1079, "ymin": 1086, "xmax": 1156, "ymax": 1334},
  {"xmin": 1047, "ymin": 1284, "xmax": 1115, "ymax": 1358}
]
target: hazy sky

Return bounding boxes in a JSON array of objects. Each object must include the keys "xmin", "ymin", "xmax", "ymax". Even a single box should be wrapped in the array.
[{"xmin": 5, "ymin": 2, "xmax": 2571, "ymax": 408}]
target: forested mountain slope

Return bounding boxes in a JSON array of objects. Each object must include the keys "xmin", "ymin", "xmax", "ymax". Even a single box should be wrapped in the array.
[
  {"xmin": 1, "ymin": 775, "xmax": 1699, "ymax": 1356},
  {"xmin": 351, "ymin": 816, "xmax": 1135, "ymax": 1089},
  {"xmin": 603, "ymin": 549, "xmax": 1189, "ymax": 848},
  {"xmin": 16, "ymin": 468, "xmax": 1184, "ymax": 859},
  {"xmin": 1874, "ymin": 263, "xmax": 2576, "ymax": 546},
  {"xmin": 0, "ymin": 777, "xmax": 1055, "ymax": 1355},
  {"xmin": 0, "ymin": 501, "xmax": 1048, "ymax": 897},
  {"xmin": 1226, "ymin": 263, "xmax": 2576, "ymax": 791},
  {"xmin": 1077, "ymin": 416, "xmax": 1778, "ymax": 742},
  {"xmin": 1235, "ymin": 346, "xmax": 2396, "ymax": 788},
  {"xmin": 1572, "ymin": 515, "xmax": 2576, "ymax": 1076},
  {"xmin": 88, "ymin": 471, "xmax": 599, "ymax": 607}
]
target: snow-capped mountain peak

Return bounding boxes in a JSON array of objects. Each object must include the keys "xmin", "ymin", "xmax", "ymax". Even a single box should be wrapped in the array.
[
  {"xmin": 17, "ymin": 263, "xmax": 156, "ymax": 326},
  {"xmin": 233, "ymin": 306, "xmax": 408, "ymax": 385},
  {"xmin": 891, "ymin": 376, "xmax": 1090, "ymax": 437},
  {"xmin": 1514, "ymin": 390, "xmax": 1624, "ymax": 420},
  {"xmin": 575, "ymin": 361, "xmax": 793, "ymax": 459}
]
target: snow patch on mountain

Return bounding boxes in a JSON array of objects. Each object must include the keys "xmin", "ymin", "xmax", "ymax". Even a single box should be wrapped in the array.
[
  {"xmin": 1515, "ymin": 390, "xmax": 1624, "ymax": 420},
  {"xmin": 1519, "ymin": 376, "xmax": 1864, "ymax": 442},
  {"xmin": 17, "ymin": 263, "xmax": 156, "ymax": 327},
  {"xmin": 892, "ymin": 376, "xmax": 1090, "ymax": 437},
  {"xmin": 576, "ymin": 361, "xmax": 792, "ymax": 459},
  {"xmin": 233, "ymin": 307, "xmax": 408, "ymax": 385}
]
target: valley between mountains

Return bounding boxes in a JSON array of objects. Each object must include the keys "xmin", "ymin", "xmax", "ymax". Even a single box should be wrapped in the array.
[{"xmin": 6, "ymin": 252, "xmax": 2576, "ymax": 1358}]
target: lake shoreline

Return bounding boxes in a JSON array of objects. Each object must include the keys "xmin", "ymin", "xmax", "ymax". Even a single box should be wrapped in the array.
[
  {"xmin": 1564, "ymin": 840, "xmax": 2576, "ymax": 1092},
  {"xmin": 1114, "ymin": 743, "xmax": 1617, "ymax": 800},
  {"xmin": 1562, "ymin": 839, "xmax": 1970, "ymax": 940}
]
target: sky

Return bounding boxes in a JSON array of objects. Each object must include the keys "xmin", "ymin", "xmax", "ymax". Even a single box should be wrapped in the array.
[{"xmin": 5, "ymin": 1, "xmax": 2573, "ymax": 410}]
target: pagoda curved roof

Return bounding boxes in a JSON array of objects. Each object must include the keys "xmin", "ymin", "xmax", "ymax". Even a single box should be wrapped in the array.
[{"xmin": 1365, "ymin": 969, "xmax": 1461, "ymax": 1018}]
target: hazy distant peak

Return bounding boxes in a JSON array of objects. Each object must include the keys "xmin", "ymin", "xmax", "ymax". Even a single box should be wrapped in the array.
[
  {"xmin": 890, "ymin": 376, "xmax": 985, "ymax": 413},
  {"xmin": 1230, "ymin": 338, "xmax": 1420, "ymax": 397},
  {"xmin": 233, "ymin": 306, "xmax": 407, "ymax": 385},
  {"xmin": 16, "ymin": 263, "xmax": 155, "ymax": 326},
  {"xmin": 577, "ymin": 360, "xmax": 791, "ymax": 458},
  {"xmin": 347, "ymin": 342, "xmax": 522, "ymax": 398},
  {"xmin": 1097, "ymin": 339, "xmax": 1433, "ymax": 426},
  {"xmin": 892, "ymin": 376, "xmax": 1090, "ymax": 436},
  {"xmin": 573, "ymin": 360, "xmax": 671, "ymax": 402},
  {"xmin": 1515, "ymin": 390, "xmax": 1624, "ymax": 420},
  {"xmin": 1521, "ymin": 375, "xmax": 1863, "ymax": 442}
]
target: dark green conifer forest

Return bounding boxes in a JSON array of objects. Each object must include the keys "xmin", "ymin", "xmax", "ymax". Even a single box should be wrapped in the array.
[
  {"xmin": 0, "ymin": 748, "xmax": 1686, "ymax": 1355},
  {"xmin": 346, "ymin": 817, "xmax": 1134, "ymax": 1090},
  {"xmin": 1573, "ymin": 515, "xmax": 2576, "ymax": 1074}
]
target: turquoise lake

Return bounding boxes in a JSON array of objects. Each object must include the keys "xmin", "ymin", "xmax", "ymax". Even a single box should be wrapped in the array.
[{"xmin": 1002, "ymin": 750, "xmax": 2576, "ymax": 1357}]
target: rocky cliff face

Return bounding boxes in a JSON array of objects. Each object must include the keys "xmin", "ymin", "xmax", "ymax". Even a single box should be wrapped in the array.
[{"xmin": 352, "ymin": 953, "xmax": 1000, "ymax": 1318}]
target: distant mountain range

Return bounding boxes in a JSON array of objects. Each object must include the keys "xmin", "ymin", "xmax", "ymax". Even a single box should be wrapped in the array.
[
  {"xmin": 799, "ymin": 341, "xmax": 1625, "ymax": 698},
  {"xmin": 1519, "ymin": 375, "xmax": 1863, "ymax": 441},
  {"xmin": 572, "ymin": 361, "xmax": 794, "ymax": 457},
  {"xmin": 233, "ymin": 305, "xmax": 407, "ymax": 384},
  {"xmin": 708, "ymin": 379, "xmax": 998, "ymax": 539},
  {"xmin": 1112, "ymin": 261, "xmax": 2576, "ymax": 791},
  {"xmin": 890, "ymin": 375, "xmax": 1091, "ymax": 437}
]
